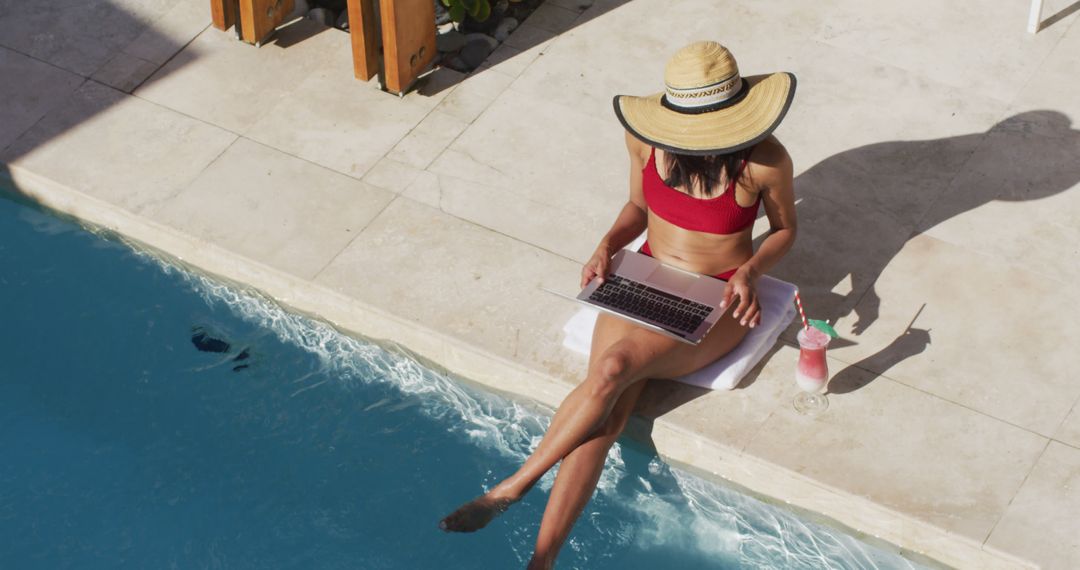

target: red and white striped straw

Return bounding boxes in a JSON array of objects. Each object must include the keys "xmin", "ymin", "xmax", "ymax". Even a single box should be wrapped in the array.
[{"xmin": 793, "ymin": 290, "xmax": 809, "ymax": 330}]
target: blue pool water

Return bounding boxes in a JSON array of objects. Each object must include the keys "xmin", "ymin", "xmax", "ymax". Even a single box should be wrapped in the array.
[{"xmin": 0, "ymin": 194, "xmax": 933, "ymax": 569}]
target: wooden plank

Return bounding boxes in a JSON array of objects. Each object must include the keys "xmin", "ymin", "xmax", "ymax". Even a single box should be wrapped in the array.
[
  {"xmin": 210, "ymin": 0, "xmax": 237, "ymax": 31},
  {"xmin": 347, "ymin": 0, "xmax": 380, "ymax": 81},
  {"xmin": 239, "ymin": 0, "xmax": 295, "ymax": 45},
  {"xmin": 379, "ymin": 0, "xmax": 436, "ymax": 94}
]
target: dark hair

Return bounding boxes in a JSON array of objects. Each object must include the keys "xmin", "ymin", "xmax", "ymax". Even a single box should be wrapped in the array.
[{"xmin": 661, "ymin": 146, "xmax": 755, "ymax": 198}]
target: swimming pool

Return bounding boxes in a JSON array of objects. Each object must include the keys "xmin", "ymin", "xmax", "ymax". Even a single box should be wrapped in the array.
[{"xmin": 0, "ymin": 193, "xmax": 934, "ymax": 569}]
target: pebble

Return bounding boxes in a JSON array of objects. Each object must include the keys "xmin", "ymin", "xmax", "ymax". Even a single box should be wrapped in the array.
[
  {"xmin": 336, "ymin": 9, "xmax": 349, "ymax": 31},
  {"xmin": 306, "ymin": 7, "xmax": 335, "ymax": 26},
  {"xmin": 290, "ymin": 0, "xmax": 310, "ymax": 19},
  {"xmin": 442, "ymin": 55, "xmax": 472, "ymax": 73},
  {"xmin": 493, "ymin": 17, "xmax": 519, "ymax": 42},
  {"xmin": 460, "ymin": 38, "xmax": 494, "ymax": 69},
  {"xmin": 436, "ymin": 30, "xmax": 466, "ymax": 53},
  {"xmin": 464, "ymin": 33, "xmax": 499, "ymax": 51}
]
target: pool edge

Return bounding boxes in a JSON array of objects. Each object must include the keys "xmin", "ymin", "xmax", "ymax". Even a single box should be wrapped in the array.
[{"xmin": 0, "ymin": 164, "xmax": 1036, "ymax": 570}]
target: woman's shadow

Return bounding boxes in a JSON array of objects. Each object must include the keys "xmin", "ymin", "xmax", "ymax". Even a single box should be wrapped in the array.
[{"xmin": 633, "ymin": 109, "xmax": 1080, "ymax": 420}]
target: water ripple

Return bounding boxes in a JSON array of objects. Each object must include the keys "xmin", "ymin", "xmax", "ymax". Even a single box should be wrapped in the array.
[{"xmin": 136, "ymin": 251, "xmax": 932, "ymax": 570}]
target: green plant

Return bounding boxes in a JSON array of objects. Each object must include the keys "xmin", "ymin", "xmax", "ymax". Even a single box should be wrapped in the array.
[{"xmin": 440, "ymin": 0, "xmax": 491, "ymax": 23}]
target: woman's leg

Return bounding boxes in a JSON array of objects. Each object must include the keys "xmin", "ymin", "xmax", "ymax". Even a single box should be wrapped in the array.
[
  {"xmin": 440, "ymin": 310, "xmax": 748, "ymax": 533},
  {"xmin": 526, "ymin": 379, "xmax": 649, "ymax": 570},
  {"xmin": 439, "ymin": 315, "xmax": 672, "ymax": 532}
]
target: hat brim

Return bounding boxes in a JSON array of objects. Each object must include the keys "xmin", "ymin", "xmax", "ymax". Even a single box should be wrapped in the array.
[{"xmin": 614, "ymin": 72, "xmax": 796, "ymax": 155}]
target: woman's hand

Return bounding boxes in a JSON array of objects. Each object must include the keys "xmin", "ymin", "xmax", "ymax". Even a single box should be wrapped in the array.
[
  {"xmin": 581, "ymin": 244, "xmax": 613, "ymax": 289},
  {"xmin": 721, "ymin": 266, "xmax": 761, "ymax": 328}
]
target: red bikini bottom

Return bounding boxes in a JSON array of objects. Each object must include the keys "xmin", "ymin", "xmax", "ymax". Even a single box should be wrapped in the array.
[{"xmin": 639, "ymin": 241, "xmax": 737, "ymax": 281}]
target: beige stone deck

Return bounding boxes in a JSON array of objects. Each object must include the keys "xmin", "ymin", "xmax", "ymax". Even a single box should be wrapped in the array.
[{"xmin": 3, "ymin": 0, "xmax": 1080, "ymax": 567}]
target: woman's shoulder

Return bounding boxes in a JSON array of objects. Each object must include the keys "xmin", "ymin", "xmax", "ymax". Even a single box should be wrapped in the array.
[
  {"xmin": 747, "ymin": 136, "xmax": 793, "ymax": 189},
  {"xmin": 751, "ymin": 136, "xmax": 791, "ymax": 167},
  {"xmin": 624, "ymin": 130, "xmax": 652, "ymax": 165}
]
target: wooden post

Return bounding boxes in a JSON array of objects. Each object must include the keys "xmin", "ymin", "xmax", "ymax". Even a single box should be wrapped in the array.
[
  {"xmin": 347, "ymin": 0, "xmax": 380, "ymax": 81},
  {"xmin": 239, "ymin": 0, "xmax": 295, "ymax": 45},
  {"xmin": 217, "ymin": 0, "xmax": 434, "ymax": 94},
  {"xmin": 210, "ymin": 0, "xmax": 238, "ymax": 31},
  {"xmin": 379, "ymin": 0, "xmax": 436, "ymax": 94}
]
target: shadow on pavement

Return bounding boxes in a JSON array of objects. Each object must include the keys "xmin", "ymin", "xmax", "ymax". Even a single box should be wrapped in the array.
[
  {"xmin": 414, "ymin": 0, "xmax": 633, "ymax": 95},
  {"xmin": 1041, "ymin": 0, "xmax": 1080, "ymax": 31},
  {"xmin": 633, "ymin": 109, "xmax": 1080, "ymax": 423},
  {"xmin": 0, "ymin": 0, "xmax": 203, "ymax": 164},
  {"xmin": 778, "ymin": 111, "xmax": 1080, "ymax": 336}
]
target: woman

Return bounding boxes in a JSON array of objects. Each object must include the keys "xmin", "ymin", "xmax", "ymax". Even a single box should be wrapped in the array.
[{"xmin": 440, "ymin": 41, "xmax": 798, "ymax": 569}]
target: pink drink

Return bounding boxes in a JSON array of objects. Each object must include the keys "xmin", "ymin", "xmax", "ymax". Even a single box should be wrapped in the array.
[{"xmin": 796, "ymin": 327, "xmax": 830, "ymax": 393}]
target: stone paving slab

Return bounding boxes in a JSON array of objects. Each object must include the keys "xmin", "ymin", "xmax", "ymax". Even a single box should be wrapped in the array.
[
  {"xmin": 313, "ymin": 197, "xmax": 584, "ymax": 379},
  {"xmin": 245, "ymin": 32, "xmax": 456, "ymax": 179},
  {"xmin": 427, "ymin": 94, "xmax": 627, "ymax": 259},
  {"xmin": 478, "ymin": 43, "xmax": 528, "ymax": 78},
  {"xmin": 919, "ymin": 118, "xmax": 1080, "ymax": 285},
  {"xmin": 135, "ymin": 18, "xmax": 344, "ymax": 134},
  {"xmin": 0, "ymin": 0, "xmax": 177, "ymax": 76},
  {"xmin": 986, "ymin": 442, "xmax": 1080, "ymax": 568},
  {"xmin": 507, "ymin": 1, "xmax": 671, "ymax": 120},
  {"xmin": 4, "ymin": 0, "xmax": 1080, "ymax": 568},
  {"xmin": 428, "ymin": 172, "xmax": 602, "ymax": 263},
  {"xmin": 521, "ymin": 2, "xmax": 581, "ymax": 34},
  {"xmin": 747, "ymin": 358, "xmax": 1048, "ymax": 542},
  {"xmin": 502, "ymin": 21, "xmax": 558, "ymax": 52},
  {"xmin": 1007, "ymin": 18, "xmax": 1080, "ymax": 123},
  {"xmin": 766, "ymin": 39, "xmax": 1008, "ymax": 222},
  {"xmin": 91, "ymin": 0, "xmax": 210, "ymax": 93},
  {"xmin": 0, "ymin": 0, "xmax": 207, "ymax": 95},
  {"xmin": 91, "ymin": 51, "xmax": 162, "ymax": 93},
  {"xmin": 544, "ymin": 0, "xmax": 593, "ymax": 12},
  {"xmin": 920, "ymin": 38, "xmax": 1080, "ymax": 286},
  {"xmin": 120, "ymin": 0, "xmax": 208, "ymax": 66},
  {"xmin": 829, "ymin": 233, "xmax": 1080, "ymax": 437},
  {"xmin": 1057, "ymin": 405, "xmax": 1080, "ymax": 449},
  {"xmin": 768, "ymin": 189, "xmax": 913, "ymax": 337},
  {"xmin": 423, "ymin": 65, "xmax": 513, "ymax": 124},
  {"xmin": 0, "ymin": 46, "xmax": 84, "ymax": 151},
  {"xmin": 1, "ymin": 80, "xmax": 236, "ymax": 213},
  {"xmin": 756, "ymin": 0, "xmax": 1072, "ymax": 105},
  {"xmin": 386, "ymin": 109, "xmax": 471, "ymax": 170},
  {"xmin": 143, "ymin": 137, "xmax": 396, "ymax": 280}
]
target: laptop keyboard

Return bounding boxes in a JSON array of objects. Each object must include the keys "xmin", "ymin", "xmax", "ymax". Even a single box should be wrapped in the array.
[{"xmin": 587, "ymin": 275, "xmax": 713, "ymax": 336}]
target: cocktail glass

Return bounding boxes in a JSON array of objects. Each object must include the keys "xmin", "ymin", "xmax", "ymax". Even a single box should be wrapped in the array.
[{"xmin": 794, "ymin": 327, "xmax": 831, "ymax": 414}]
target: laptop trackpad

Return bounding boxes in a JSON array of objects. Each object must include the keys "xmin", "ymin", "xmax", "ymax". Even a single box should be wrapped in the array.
[{"xmin": 647, "ymin": 265, "xmax": 699, "ymax": 294}]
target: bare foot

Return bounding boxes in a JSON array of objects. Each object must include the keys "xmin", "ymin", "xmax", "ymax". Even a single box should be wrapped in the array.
[{"xmin": 438, "ymin": 494, "xmax": 516, "ymax": 533}]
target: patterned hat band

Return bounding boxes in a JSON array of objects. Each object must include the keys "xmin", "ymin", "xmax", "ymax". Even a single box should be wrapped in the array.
[{"xmin": 660, "ymin": 73, "xmax": 749, "ymax": 115}]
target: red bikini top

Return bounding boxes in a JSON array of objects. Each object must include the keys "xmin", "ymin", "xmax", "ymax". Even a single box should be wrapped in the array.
[{"xmin": 642, "ymin": 148, "xmax": 760, "ymax": 234}]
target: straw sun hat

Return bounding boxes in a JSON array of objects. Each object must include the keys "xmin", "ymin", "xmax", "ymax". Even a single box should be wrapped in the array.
[{"xmin": 614, "ymin": 41, "xmax": 796, "ymax": 155}]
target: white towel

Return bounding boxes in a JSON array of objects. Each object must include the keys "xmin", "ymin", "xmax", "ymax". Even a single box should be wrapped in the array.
[{"xmin": 561, "ymin": 272, "xmax": 797, "ymax": 390}]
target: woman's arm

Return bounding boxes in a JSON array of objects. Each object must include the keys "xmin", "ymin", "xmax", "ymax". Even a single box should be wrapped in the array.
[
  {"xmin": 722, "ymin": 139, "xmax": 798, "ymax": 326},
  {"xmin": 580, "ymin": 132, "xmax": 650, "ymax": 288},
  {"xmin": 743, "ymin": 141, "xmax": 797, "ymax": 279}
]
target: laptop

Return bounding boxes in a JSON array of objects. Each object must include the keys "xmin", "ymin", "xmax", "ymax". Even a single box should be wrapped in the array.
[{"xmin": 575, "ymin": 249, "xmax": 731, "ymax": 345}]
